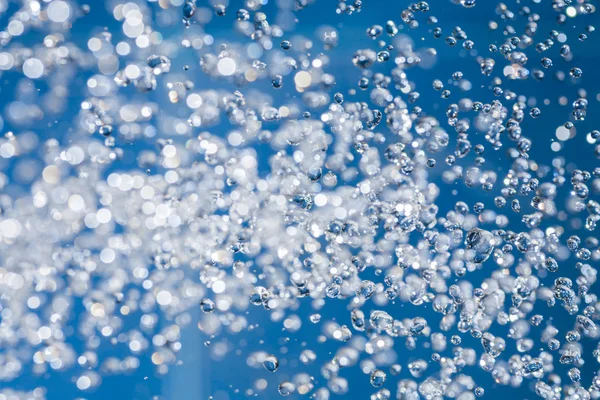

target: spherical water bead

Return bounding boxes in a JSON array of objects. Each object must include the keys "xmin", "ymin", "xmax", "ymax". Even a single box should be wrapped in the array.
[
  {"xmin": 465, "ymin": 228, "xmax": 496, "ymax": 263},
  {"xmin": 366, "ymin": 25, "xmax": 383, "ymax": 39},
  {"xmin": 326, "ymin": 283, "xmax": 340, "ymax": 298},
  {"xmin": 407, "ymin": 360, "xmax": 428, "ymax": 377},
  {"xmin": 322, "ymin": 171, "xmax": 337, "ymax": 187},
  {"xmin": 147, "ymin": 55, "xmax": 171, "ymax": 75},
  {"xmin": 377, "ymin": 51, "xmax": 390, "ymax": 62},
  {"xmin": 452, "ymin": 71, "xmax": 463, "ymax": 80},
  {"xmin": 385, "ymin": 21, "xmax": 398, "ymax": 36},
  {"xmin": 524, "ymin": 358, "xmax": 543, "ymax": 373},
  {"xmin": 473, "ymin": 202, "xmax": 484, "ymax": 214},
  {"xmin": 470, "ymin": 329, "xmax": 483, "ymax": 339},
  {"xmin": 213, "ymin": 4, "xmax": 226, "ymax": 16},
  {"xmin": 528, "ymin": 316, "xmax": 545, "ymax": 330},
  {"xmin": 567, "ymin": 235, "xmax": 580, "ymax": 251},
  {"xmin": 183, "ymin": 1, "xmax": 196, "ymax": 19},
  {"xmin": 577, "ymin": 248, "xmax": 591, "ymax": 260},
  {"xmin": 455, "ymin": 202, "xmax": 469, "ymax": 215},
  {"xmin": 236, "ymin": 9, "xmax": 250, "ymax": 20},
  {"xmin": 432, "ymin": 80, "xmax": 443, "ymax": 90},
  {"xmin": 370, "ymin": 310, "xmax": 393, "ymax": 331},
  {"xmin": 530, "ymin": 107, "xmax": 541, "ymax": 118},
  {"xmin": 358, "ymin": 77, "xmax": 369, "ymax": 90},
  {"xmin": 565, "ymin": 330, "xmax": 580, "ymax": 342},
  {"xmin": 541, "ymin": 57, "xmax": 553, "ymax": 68},
  {"xmin": 433, "ymin": 27, "xmax": 442, "ymax": 38},
  {"xmin": 352, "ymin": 49, "xmax": 377, "ymax": 69},
  {"xmin": 474, "ymin": 387, "xmax": 484, "ymax": 396},
  {"xmin": 560, "ymin": 44, "xmax": 570, "ymax": 57},
  {"xmin": 544, "ymin": 257, "xmax": 559, "ymax": 272},
  {"xmin": 573, "ymin": 185, "xmax": 591, "ymax": 205},
  {"xmin": 306, "ymin": 166, "xmax": 322, "ymax": 181},
  {"xmin": 461, "ymin": 0, "xmax": 476, "ymax": 7},
  {"xmin": 262, "ymin": 107, "xmax": 281, "ymax": 122},
  {"xmin": 280, "ymin": 40, "xmax": 292, "ymax": 50},
  {"xmin": 334, "ymin": 93, "xmax": 344, "ymax": 104},
  {"xmin": 272, "ymin": 75, "xmax": 283, "ymax": 89},
  {"xmin": 416, "ymin": 1, "xmax": 429, "ymax": 11},
  {"xmin": 511, "ymin": 199, "xmax": 521, "ymax": 213},
  {"xmin": 570, "ymin": 68, "xmax": 582, "ymax": 78},
  {"xmin": 450, "ymin": 335, "xmax": 461, "ymax": 345},
  {"xmin": 384, "ymin": 288, "xmax": 397, "ymax": 300},
  {"xmin": 494, "ymin": 196, "xmax": 506, "ymax": 208},
  {"xmin": 334, "ymin": 325, "xmax": 352, "ymax": 342},
  {"xmin": 98, "ymin": 125, "xmax": 113, "ymax": 136},
  {"xmin": 200, "ymin": 298, "xmax": 215, "ymax": 313},
  {"xmin": 250, "ymin": 286, "xmax": 270, "ymax": 305},
  {"xmin": 410, "ymin": 317, "xmax": 427, "ymax": 335},
  {"xmin": 481, "ymin": 333, "xmax": 506, "ymax": 357},
  {"xmin": 426, "ymin": 158, "xmax": 436, "ymax": 168},
  {"xmin": 252, "ymin": 60, "xmax": 267, "ymax": 71},
  {"xmin": 536, "ymin": 42, "xmax": 548, "ymax": 52},
  {"xmin": 384, "ymin": 143, "xmax": 405, "ymax": 162},
  {"xmin": 445, "ymin": 155, "xmax": 455, "ymax": 165},
  {"xmin": 278, "ymin": 381, "xmax": 295, "ymax": 396},
  {"xmin": 461, "ymin": 40, "xmax": 473, "ymax": 50},
  {"xmin": 373, "ymin": 389, "xmax": 391, "ymax": 400},
  {"xmin": 446, "ymin": 104, "xmax": 459, "ymax": 120},
  {"xmin": 582, "ymin": 3, "xmax": 594, "ymax": 13},
  {"xmin": 572, "ymin": 98, "xmax": 588, "ymax": 122},
  {"xmin": 369, "ymin": 369, "xmax": 386, "ymax": 387},
  {"xmin": 568, "ymin": 368, "xmax": 581, "ymax": 382},
  {"xmin": 401, "ymin": 10, "xmax": 416, "ymax": 26},
  {"xmin": 263, "ymin": 355, "xmax": 279, "ymax": 372},
  {"xmin": 351, "ymin": 309, "xmax": 366, "ymax": 331},
  {"xmin": 102, "ymin": 134, "xmax": 115, "ymax": 147}
]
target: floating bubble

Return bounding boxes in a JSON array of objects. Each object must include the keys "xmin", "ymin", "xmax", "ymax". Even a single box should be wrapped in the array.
[{"xmin": 263, "ymin": 355, "xmax": 279, "ymax": 372}]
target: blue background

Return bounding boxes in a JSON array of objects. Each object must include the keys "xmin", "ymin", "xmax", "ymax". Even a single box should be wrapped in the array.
[{"xmin": 0, "ymin": 0, "xmax": 598, "ymax": 399}]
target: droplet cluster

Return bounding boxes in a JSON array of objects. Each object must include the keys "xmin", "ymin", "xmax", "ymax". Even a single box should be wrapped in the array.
[{"xmin": 0, "ymin": 0, "xmax": 599, "ymax": 399}]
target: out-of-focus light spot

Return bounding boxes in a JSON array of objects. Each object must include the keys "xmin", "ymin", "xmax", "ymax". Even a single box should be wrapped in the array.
[
  {"xmin": 0, "ymin": 219, "xmax": 22, "ymax": 239},
  {"xmin": 47, "ymin": 1, "xmax": 71, "ymax": 23},
  {"xmin": 294, "ymin": 71, "xmax": 311, "ymax": 88},
  {"xmin": 23, "ymin": 58, "xmax": 44, "ymax": 79},
  {"xmin": 555, "ymin": 126, "xmax": 571, "ymax": 141},
  {"xmin": 156, "ymin": 290, "xmax": 172, "ymax": 305},
  {"xmin": 217, "ymin": 58, "xmax": 236, "ymax": 76}
]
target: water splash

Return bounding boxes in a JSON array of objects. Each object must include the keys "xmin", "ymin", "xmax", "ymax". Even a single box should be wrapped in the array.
[{"xmin": 0, "ymin": 0, "xmax": 598, "ymax": 399}]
